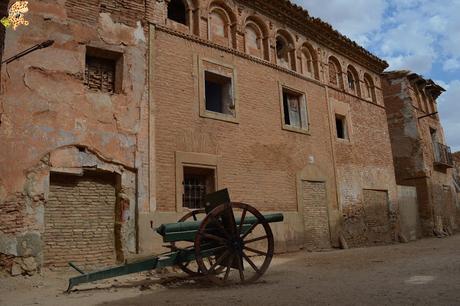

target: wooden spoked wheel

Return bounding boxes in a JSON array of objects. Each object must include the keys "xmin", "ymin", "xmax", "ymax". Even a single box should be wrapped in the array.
[
  {"xmin": 172, "ymin": 209, "xmax": 225, "ymax": 276},
  {"xmin": 194, "ymin": 202, "xmax": 275, "ymax": 285},
  {"xmin": 171, "ymin": 209, "xmax": 206, "ymax": 276}
]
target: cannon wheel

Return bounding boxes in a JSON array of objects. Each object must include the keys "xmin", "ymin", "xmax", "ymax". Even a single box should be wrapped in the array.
[
  {"xmin": 173, "ymin": 209, "xmax": 225, "ymax": 276},
  {"xmin": 194, "ymin": 202, "xmax": 274, "ymax": 285},
  {"xmin": 172, "ymin": 209, "xmax": 206, "ymax": 276}
]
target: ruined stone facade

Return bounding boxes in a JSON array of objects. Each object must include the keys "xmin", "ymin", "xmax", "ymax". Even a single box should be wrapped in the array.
[
  {"xmin": 382, "ymin": 71, "xmax": 457, "ymax": 238},
  {"xmin": 0, "ymin": 0, "xmax": 148, "ymax": 273},
  {"xmin": 1, "ymin": 0, "xmax": 398, "ymax": 274}
]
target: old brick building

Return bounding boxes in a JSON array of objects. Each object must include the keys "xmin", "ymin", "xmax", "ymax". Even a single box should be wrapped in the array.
[
  {"xmin": 0, "ymin": 0, "xmax": 398, "ymax": 274},
  {"xmin": 453, "ymin": 152, "xmax": 460, "ymax": 215},
  {"xmin": 382, "ymin": 71, "xmax": 457, "ymax": 239}
]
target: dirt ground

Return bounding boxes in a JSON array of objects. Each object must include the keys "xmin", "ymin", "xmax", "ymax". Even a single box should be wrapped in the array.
[{"xmin": 1, "ymin": 235, "xmax": 460, "ymax": 306}]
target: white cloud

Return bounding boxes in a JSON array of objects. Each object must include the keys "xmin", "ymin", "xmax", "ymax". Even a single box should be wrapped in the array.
[
  {"xmin": 293, "ymin": 0, "xmax": 387, "ymax": 46},
  {"xmin": 438, "ymin": 80, "xmax": 460, "ymax": 152},
  {"xmin": 293, "ymin": 0, "xmax": 460, "ymax": 151},
  {"xmin": 443, "ymin": 58, "xmax": 460, "ymax": 72}
]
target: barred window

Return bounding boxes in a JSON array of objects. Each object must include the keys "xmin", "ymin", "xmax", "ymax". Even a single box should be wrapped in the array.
[{"xmin": 182, "ymin": 167, "xmax": 215, "ymax": 209}]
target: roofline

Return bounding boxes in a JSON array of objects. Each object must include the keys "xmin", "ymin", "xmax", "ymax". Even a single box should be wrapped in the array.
[
  {"xmin": 382, "ymin": 70, "xmax": 446, "ymax": 100},
  {"xmin": 237, "ymin": 0, "xmax": 389, "ymax": 73}
]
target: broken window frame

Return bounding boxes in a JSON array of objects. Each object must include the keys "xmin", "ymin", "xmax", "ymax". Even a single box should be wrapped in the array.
[
  {"xmin": 279, "ymin": 85, "xmax": 309, "ymax": 134},
  {"xmin": 199, "ymin": 58, "xmax": 238, "ymax": 124},
  {"xmin": 84, "ymin": 46, "xmax": 123, "ymax": 94}
]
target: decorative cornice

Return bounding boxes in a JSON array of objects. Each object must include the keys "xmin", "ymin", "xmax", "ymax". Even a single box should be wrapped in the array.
[
  {"xmin": 236, "ymin": 0, "xmax": 389, "ymax": 73},
  {"xmin": 383, "ymin": 70, "xmax": 445, "ymax": 100},
  {"xmin": 153, "ymin": 24, "xmax": 387, "ymax": 110}
]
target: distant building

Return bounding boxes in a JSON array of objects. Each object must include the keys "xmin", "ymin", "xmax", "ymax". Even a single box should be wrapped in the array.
[{"xmin": 382, "ymin": 71, "xmax": 457, "ymax": 238}]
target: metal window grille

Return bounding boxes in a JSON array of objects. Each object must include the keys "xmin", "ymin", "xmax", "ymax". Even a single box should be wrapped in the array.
[{"xmin": 183, "ymin": 174, "xmax": 207, "ymax": 209}]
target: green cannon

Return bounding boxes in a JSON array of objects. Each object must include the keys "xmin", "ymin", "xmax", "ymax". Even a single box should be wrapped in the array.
[{"xmin": 67, "ymin": 189, "xmax": 284, "ymax": 291}]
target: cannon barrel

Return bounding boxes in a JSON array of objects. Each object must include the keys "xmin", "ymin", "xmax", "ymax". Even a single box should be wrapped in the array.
[{"xmin": 156, "ymin": 213, "xmax": 284, "ymax": 237}]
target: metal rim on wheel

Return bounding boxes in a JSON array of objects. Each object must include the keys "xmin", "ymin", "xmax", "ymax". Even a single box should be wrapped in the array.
[
  {"xmin": 172, "ymin": 209, "xmax": 206, "ymax": 276},
  {"xmin": 172, "ymin": 209, "xmax": 226, "ymax": 276},
  {"xmin": 194, "ymin": 202, "xmax": 275, "ymax": 285}
]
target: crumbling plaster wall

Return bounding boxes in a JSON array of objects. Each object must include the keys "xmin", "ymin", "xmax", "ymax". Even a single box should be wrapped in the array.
[
  {"xmin": 382, "ymin": 76, "xmax": 457, "ymax": 236},
  {"xmin": 328, "ymin": 87, "xmax": 399, "ymax": 247},
  {"xmin": 0, "ymin": 0, "xmax": 149, "ymax": 273}
]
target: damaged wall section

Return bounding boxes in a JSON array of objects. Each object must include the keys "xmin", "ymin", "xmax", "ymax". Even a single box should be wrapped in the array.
[{"xmin": 0, "ymin": 0, "xmax": 149, "ymax": 275}]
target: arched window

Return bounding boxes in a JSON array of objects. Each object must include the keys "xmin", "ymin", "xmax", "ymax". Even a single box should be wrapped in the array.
[
  {"xmin": 328, "ymin": 57, "xmax": 342, "ymax": 88},
  {"xmin": 276, "ymin": 31, "xmax": 295, "ymax": 70},
  {"xmin": 300, "ymin": 44, "xmax": 318, "ymax": 79},
  {"xmin": 209, "ymin": 6, "xmax": 234, "ymax": 47},
  {"xmin": 364, "ymin": 74, "xmax": 376, "ymax": 102},
  {"xmin": 167, "ymin": 0, "xmax": 187, "ymax": 25},
  {"xmin": 301, "ymin": 49, "xmax": 313, "ymax": 77},
  {"xmin": 347, "ymin": 66, "xmax": 360, "ymax": 96},
  {"xmin": 245, "ymin": 22, "xmax": 262, "ymax": 58}
]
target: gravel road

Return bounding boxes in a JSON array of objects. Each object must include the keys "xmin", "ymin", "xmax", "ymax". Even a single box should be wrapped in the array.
[{"xmin": 2, "ymin": 235, "xmax": 460, "ymax": 306}]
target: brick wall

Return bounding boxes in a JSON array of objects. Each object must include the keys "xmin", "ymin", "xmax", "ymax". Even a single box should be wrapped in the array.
[
  {"xmin": 66, "ymin": 0, "xmax": 145, "ymax": 26},
  {"xmin": 152, "ymin": 30, "xmax": 336, "ymax": 213},
  {"xmin": 302, "ymin": 181, "xmax": 331, "ymax": 250},
  {"xmin": 44, "ymin": 172, "xmax": 117, "ymax": 269}
]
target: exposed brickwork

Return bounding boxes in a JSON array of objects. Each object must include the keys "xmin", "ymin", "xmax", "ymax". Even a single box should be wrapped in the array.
[
  {"xmin": 85, "ymin": 56, "xmax": 116, "ymax": 93},
  {"xmin": 0, "ymin": 193, "xmax": 28, "ymax": 235},
  {"xmin": 382, "ymin": 72, "xmax": 457, "ymax": 236},
  {"xmin": 363, "ymin": 190, "xmax": 392, "ymax": 244},
  {"xmin": 43, "ymin": 172, "xmax": 117, "ymax": 269},
  {"xmin": 66, "ymin": 0, "xmax": 145, "ymax": 27},
  {"xmin": 302, "ymin": 181, "xmax": 331, "ymax": 250}
]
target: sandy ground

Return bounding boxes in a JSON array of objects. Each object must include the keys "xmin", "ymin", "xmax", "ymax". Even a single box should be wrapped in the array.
[{"xmin": 1, "ymin": 235, "xmax": 460, "ymax": 306}]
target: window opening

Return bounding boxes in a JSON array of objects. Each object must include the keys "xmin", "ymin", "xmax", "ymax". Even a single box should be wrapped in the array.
[
  {"xmin": 283, "ymin": 89, "xmax": 306, "ymax": 129},
  {"xmin": 85, "ymin": 48, "xmax": 122, "ymax": 94},
  {"xmin": 347, "ymin": 71, "xmax": 355, "ymax": 91},
  {"xmin": 205, "ymin": 71, "xmax": 234, "ymax": 116},
  {"xmin": 85, "ymin": 56, "xmax": 116, "ymax": 93},
  {"xmin": 167, "ymin": 0, "xmax": 187, "ymax": 25},
  {"xmin": 336, "ymin": 115, "xmax": 347, "ymax": 139},
  {"xmin": 182, "ymin": 167, "xmax": 215, "ymax": 209},
  {"xmin": 276, "ymin": 36, "xmax": 290, "ymax": 68}
]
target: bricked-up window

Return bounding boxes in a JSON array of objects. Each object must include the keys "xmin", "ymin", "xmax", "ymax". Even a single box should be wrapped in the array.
[
  {"xmin": 168, "ymin": 0, "xmax": 187, "ymax": 25},
  {"xmin": 245, "ymin": 22, "xmax": 262, "ymax": 58},
  {"xmin": 85, "ymin": 47, "xmax": 123, "ymax": 94},
  {"xmin": 282, "ymin": 88, "xmax": 309, "ymax": 131},
  {"xmin": 182, "ymin": 167, "xmax": 216, "ymax": 209},
  {"xmin": 364, "ymin": 73, "xmax": 376, "ymax": 102},
  {"xmin": 328, "ymin": 57, "xmax": 342, "ymax": 88},
  {"xmin": 205, "ymin": 71, "xmax": 234, "ymax": 116},
  {"xmin": 336, "ymin": 115, "xmax": 347, "ymax": 139}
]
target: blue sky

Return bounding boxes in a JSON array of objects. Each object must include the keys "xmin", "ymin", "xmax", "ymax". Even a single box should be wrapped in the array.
[{"xmin": 293, "ymin": 0, "xmax": 460, "ymax": 152}]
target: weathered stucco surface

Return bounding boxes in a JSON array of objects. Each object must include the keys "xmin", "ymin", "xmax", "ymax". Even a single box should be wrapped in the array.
[
  {"xmin": 0, "ymin": 0, "xmax": 149, "ymax": 274},
  {"xmin": 0, "ymin": 0, "xmax": 406, "ymax": 275},
  {"xmin": 383, "ymin": 72, "xmax": 457, "ymax": 237}
]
